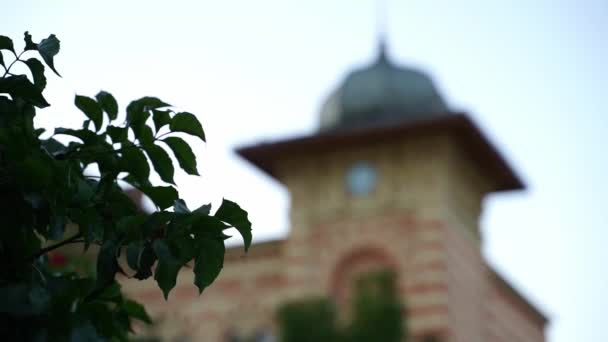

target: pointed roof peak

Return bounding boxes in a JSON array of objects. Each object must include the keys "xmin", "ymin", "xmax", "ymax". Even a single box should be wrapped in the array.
[
  {"xmin": 375, "ymin": 0, "xmax": 390, "ymax": 63},
  {"xmin": 377, "ymin": 35, "xmax": 389, "ymax": 63}
]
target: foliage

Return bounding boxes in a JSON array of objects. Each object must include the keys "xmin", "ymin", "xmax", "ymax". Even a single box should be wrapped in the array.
[
  {"xmin": 277, "ymin": 297, "xmax": 341, "ymax": 342},
  {"xmin": 0, "ymin": 32, "xmax": 251, "ymax": 340},
  {"xmin": 277, "ymin": 270, "xmax": 408, "ymax": 342},
  {"xmin": 347, "ymin": 271, "xmax": 404, "ymax": 342}
]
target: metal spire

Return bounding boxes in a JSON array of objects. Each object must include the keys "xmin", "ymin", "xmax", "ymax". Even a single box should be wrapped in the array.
[{"xmin": 376, "ymin": 0, "xmax": 389, "ymax": 61}]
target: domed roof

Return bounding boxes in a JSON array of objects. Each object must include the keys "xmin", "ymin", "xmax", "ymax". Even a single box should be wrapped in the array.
[{"xmin": 319, "ymin": 44, "xmax": 448, "ymax": 132}]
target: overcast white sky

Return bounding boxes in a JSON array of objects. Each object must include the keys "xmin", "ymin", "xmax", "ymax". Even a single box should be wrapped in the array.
[{"xmin": 5, "ymin": 0, "xmax": 608, "ymax": 340}]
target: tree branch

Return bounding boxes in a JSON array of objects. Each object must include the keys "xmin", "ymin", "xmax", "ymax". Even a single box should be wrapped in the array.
[{"xmin": 31, "ymin": 232, "xmax": 83, "ymax": 260}]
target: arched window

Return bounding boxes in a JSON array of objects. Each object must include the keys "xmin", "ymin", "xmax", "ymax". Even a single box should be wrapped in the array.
[{"xmin": 330, "ymin": 246, "xmax": 398, "ymax": 321}]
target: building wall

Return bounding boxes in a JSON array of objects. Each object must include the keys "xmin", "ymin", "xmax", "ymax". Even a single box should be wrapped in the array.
[
  {"xmin": 121, "ymin": 133, "xmax": 546, "ymax": 341},
  {"xmin": 484, "ymin": 273, "xmax": 546, "ymax": 342}
]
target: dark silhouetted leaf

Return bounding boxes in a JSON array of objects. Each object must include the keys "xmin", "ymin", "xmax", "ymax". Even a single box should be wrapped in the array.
[
  {"xmin": 0, "ymin": 35, "xmax": 15, "ymax": 54},
  {"xmin": 152, "ymin": 110, "xmax": 171, "ymax": 132},
  {"xmin": 82, "ymin": 119, "xmax": 91, "ymax": 130},
  {"xmin": 54, "ymin": 127, "xmax": 97, "ymax": 144},
  {"xmin": 0, "ymin": 75, "xmax": 49, "ymax": 108},
  {"xmin": 143, "ymin": 144, "xmax": 174, "ymax": 184},
  {"xmin": 144, "ymin": 186, "xmax": 178, "ymax": 210},
  {"xmin": 126, "ymin": 241, "xmax": 144, "ymax": 272},
  {"xmin": 121, "ymin": 144, "xmax": 149, "ymax": 183},
  {"xmin": 75, "ymin": 95, "xmax": 103, "ymax": 131},
  {"xmin": 215, "ymin": 199, "xmax": 252, "ymax": 251},
  {"xmin": 23, "ymin": 58, "xmax": 46, "ymax": 91},
  {"xmin": 41, "ymin": 137, "xmax": 67, "ymax": 157},
  {"xmin": 194, "ymin": 203, "xmax": 212, "ymax": 215},
  {"xmin": 134, "ymin": 124, "xmax": 154, "ymax": 145},
  {"xmin": 37, "ymin": 34, "xmax": 61, "ymax": 76},
  {"xmin": 95, "ymin": 91, "xmax": 118, "ymax": 120},
  {"xmin": 163, "ymin": 136, "xmax": 199, "ymax": 175},
  {"xmin": 123, "ymin": 176, "xmax": 178, "ymax": 210},
  {"xmin": 122, "ymin": 299, "xmax": 152, "ymax": 324},
  {"xmin": 170, "ymin": 112, "xmax": 205, "ymax": 141},
  {"xmin": 134, "ymin": 243, "xmax": 156, "ymax": 280},
  {"xmin": 173, "ymin": 199, "xmax": 190, "ymax": 213},
  {"xmin": 106, "ymin": 125, "xmax": 128, "ymax": 143},
  {"xmin": 153, "ymin": 240, "xmax": 181, "ymax": 299},
  {"xmin": 96, "ymin": 241, "xmax": 119, "ymax": 289},
  {"xmin": 126, "ymin": 97, "xmax": 170, "ymax": 125},
  {"xmin": 193, "ymin": 238, "xmax": 225, "ymax": 294},
  {"xmin": 23, "ymin": 31, "xmax": 37, "ymax": 51}
]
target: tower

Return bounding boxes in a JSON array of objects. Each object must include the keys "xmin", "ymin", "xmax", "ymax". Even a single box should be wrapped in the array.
[
  {"xmin": 123, "ymin": 43, "xmax": 547, "ymax": 342},
  {"xmin": 237, "ymin": 45, "xmax": 547, "ymax": 341}
]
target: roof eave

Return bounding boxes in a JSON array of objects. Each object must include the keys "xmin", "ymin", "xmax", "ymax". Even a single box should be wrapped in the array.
[{"xmin": 236, "ymin": 113, "xmax": 525, "ymax": 193}]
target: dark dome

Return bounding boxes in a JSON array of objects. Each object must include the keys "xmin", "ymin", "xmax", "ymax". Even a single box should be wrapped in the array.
[{"xmin": 319, "ymin": 45, "xmax": 448, "ymax": 132}]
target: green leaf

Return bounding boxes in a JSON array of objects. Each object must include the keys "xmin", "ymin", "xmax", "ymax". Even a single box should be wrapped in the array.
[
  {"xmin": 140, "ymin": 211, "xmax": 173, "ymax": 237},
  {"xmin": 82, "ymin": 119, "xmax": 91, "ymax": 130},
  {"xmin": 54, "ymin": 127, "xmax": 97, "ymax": 144},
  {"xmin": 96, "ymin": 241, "xmax": 119, "ymax": 288},
  {"xmin": 123, "ymin": 176, "xmax": 178, "ymax": 210},
  {"xmin": 121, "ymin": 145, "xmax": 150, "ymax": 181},
  {"xmin": 23, "ymin": 58, "xmax": 46, "ymax": 91},
  {"xmin": 173, "ymin": 199, "xmax": 190, "ymax": 213},
  {"xmin": 143, "ymin": 144, "xmax": 174, "ymax": 184},
  {"xmin": 122, "ymin": 299, "xmax": 152, "ymax": 324},
  {"xmin": 162, "ymin": 136, "xmax": 199, "ymax": 175},
  {"xmin": 170, "ymin": 112, "xmax": 205, "ymax": 141},
  {"xmin": 169, "ymin": 233, "xmax": 198, "ymax": 262},
  {"xmin": 23, "ymin": 31, "xmax": 37, "ymax": 51},
  {"xmin": 145, "ymin": 185, "xmax": 178, "ymax": 210},
  {"xmin": 126, "ymin": 97, "xmax": 170, "ymax": 125},
  {"xmin": 215, "ymin": 199, "xmax": 252, "ymax": 251},
  {"xmin": 75, "ymin": 95, "xmax": 103, "ymax": 131},
  {"xmin": 0, "ymin": 75, "xmax": 49, "ymax": 108},
  {"xmin": 153, "ymin": 240, "xmax": 182, "ymax": 300},
  {"xmin": 37, "ymin": 34, "xmax": 61, "ymax": 76},
  {"xmin": 193, "ymin": 238, "xmax": 225, "ymax": 294},
  {"xmin": 42, "ymin": 137, "xmax": 67, "ymax": 157},
  {"xmin": 106, "ymin": 125, "xmax": 128, "ymax": 143},
  {"xmin": 16, "ymin": 154, "xmax": 53, "ymax": 190},
  {"xmin": 121, "ymin": 144, "xmax": 149, "ymax": 182},
  {"xmin": 134, "ymin": 243, "xmax": 156, "ymax": 280},
  {"xmin": 126, "ymin": 241, "xmax": 144, "ymax": 271},
  {"xmin": 0, "ymin": 35, "xmax": 15, "ymax": 54},
  {"xmin": 95, "ymin": 91, "xmax": 118, "ymax": 120},
  {"xmin": 152, "ymin": 110, "xmax": 171, "ymax": 132},
  {"xmin": 133, "ymin": 124, "xmax": 154, "ymax": 145},
  {"xmin": 194, "ymin": 203, "xmax": 212, "ymax": 215}
]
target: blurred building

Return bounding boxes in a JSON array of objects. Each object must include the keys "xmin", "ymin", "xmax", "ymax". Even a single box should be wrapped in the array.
[{"xmin": 124, "ymin": 42, "xmax": 547, "ymax": 342}]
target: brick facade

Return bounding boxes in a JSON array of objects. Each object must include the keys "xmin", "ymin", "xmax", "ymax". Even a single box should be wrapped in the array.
[{"xmin": 122, "ymin": 115, "xmax": 547, "ymax": 341}]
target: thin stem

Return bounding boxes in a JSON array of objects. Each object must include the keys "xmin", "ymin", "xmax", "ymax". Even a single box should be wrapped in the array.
[
  {"xmin": 31, "ymin": 232, "xmax": 83, "ymax": 260},
  {"xmin": 2, "ymin": 51, "xmax": 24, "ymax": 79},
  {"xmin": 155, "ymin": 132, "xmax": 172, "ymax": 140}
]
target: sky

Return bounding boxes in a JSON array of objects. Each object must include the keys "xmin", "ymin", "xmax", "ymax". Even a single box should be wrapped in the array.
[{"xmin": 5, "ymin": 0, "xmax": 608, "ymax": 340}]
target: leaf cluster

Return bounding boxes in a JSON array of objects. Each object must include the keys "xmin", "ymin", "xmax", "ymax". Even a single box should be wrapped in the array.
[
  {"xmin": 0, "ymin": 32, "xmax": 251, "ymax": 341},
  {"xmin": 277, "ymin": 270, "xmax": 419, "ymax": 342}
]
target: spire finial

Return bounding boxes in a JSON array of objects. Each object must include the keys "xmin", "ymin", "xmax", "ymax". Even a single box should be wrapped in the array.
[{"xmin": 376, "ymin": 0, "xmax": 389, "ymax": 61}]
